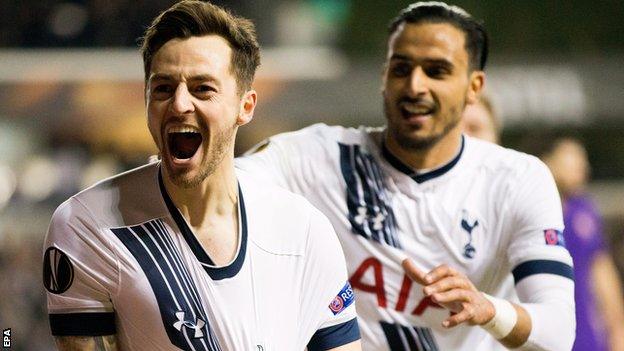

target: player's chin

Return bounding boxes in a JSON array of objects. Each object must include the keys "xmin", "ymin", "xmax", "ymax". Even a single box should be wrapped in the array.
[{"xmin": 165, "ymin": 165, "xmax": 206, "ymax": 188}]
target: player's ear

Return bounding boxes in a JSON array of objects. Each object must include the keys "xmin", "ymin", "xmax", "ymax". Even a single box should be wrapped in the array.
[
  {"xmin": 237, "ymin": 89, "xmax": 257, "ymax": 126},
  {"xmin": 466, "ymin": 70, "xmax": 485, "ymax": 105}
]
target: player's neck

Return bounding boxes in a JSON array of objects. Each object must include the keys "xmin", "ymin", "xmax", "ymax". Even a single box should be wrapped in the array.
[
  {"xmin": 385, "ymin": 127, "xmax": 463, "ymax": 171},
  {"xmin": 163, "ymin": 158, "xmax": 238, "ymax": 227}
]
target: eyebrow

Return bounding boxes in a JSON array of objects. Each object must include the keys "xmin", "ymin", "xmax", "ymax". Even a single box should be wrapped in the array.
[
  {"xmin": 148, "ymin": 73, "xmax": 218, "ymax": 84},
  {"xmin": 390, "ymin": 54, "xmax": 454, "ymax": 69}
]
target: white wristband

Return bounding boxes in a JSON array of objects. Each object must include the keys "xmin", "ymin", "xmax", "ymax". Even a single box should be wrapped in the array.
[{"xmin": 481, "ymin": 293, "xmax": 518, "ymax": 340}]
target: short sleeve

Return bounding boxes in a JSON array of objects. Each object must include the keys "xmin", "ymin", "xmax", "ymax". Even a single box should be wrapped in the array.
[
  {"xmin": 236, "ymin": 124, "xmax": 330, "ymax": 195},
  {"xmin": 299, "ymin": 207, "xmax": 360, "ymax": 350},
  {"xmin": 506, "ymin": 158, "xmax": 574, "ymax": 284},
  {"xmin": 43, "ymin": 198, "xmax": 119, "ymax": 336},
  {"xmin": 499, "ymin": 158, "xmax": 576, "ymax": 350}
]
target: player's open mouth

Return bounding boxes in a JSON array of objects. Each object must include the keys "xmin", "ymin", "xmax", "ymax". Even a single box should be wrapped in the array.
[{"xmin": 167, "ymin": 127, "xmax": 203, "ymax": 160}]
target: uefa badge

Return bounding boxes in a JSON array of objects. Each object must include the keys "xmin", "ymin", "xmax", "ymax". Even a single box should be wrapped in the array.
[
  {"xmin": 544, "ymin": 229, "xmax": 565, "ymax": 247},
  {"xmin": 329, "ymin": 296, "xmax": 345, "ymax": 314},
  {"xmin": 328, "ymin": 282, "xmax": 355, "ymax": 315}
]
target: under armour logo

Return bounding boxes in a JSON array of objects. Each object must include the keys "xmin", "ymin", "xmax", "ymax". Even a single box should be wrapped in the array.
[
  {"xmin": 461, "ymin": 210, "xmax": 479, "ymax": 259},
  {"xmin": 354, "ymin": 206, "xmax": 367, "ymax": 225},
  {"xmin": 355, "ymin": 206, "xmax": 386, "ymax": 230},
  {"xmin": 372, "ymin": 212, "xmax": 385, "ymax": 230},
  {"xmin": 173, "ymin": 311, "xmax": 205, "ymax": 338}
]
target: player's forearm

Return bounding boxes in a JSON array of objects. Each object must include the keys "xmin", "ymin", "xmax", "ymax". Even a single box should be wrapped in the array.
[
  {"xmin": 498, "ymin": 303, "xmax": 531, "ymax": 348},
  {"xmin": 478, "ymin": 294, "xmax": 531, "ymax": 348},
  {"xmin": 55, "ymin": 335, "xmax": 118, "ymax": 351},
  {"xmin": 515, "ymin": 300, "xmax": 575, "ymax": 351}
]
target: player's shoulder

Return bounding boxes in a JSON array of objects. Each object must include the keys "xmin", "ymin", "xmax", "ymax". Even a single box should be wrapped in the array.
[
  {"xmin": 237, "ymin": 169, "xmax": 334, "ymax": 255},
  {"xmin": 270, "ymin": 123, "xmax": 374, "ymax": 147},
  {"xmin": 60, "ymin": 162, "xmax": 165, "ymax": 228},
  {"xmin": 464, "ymin": 136, "xmax": 551, "ymax": 180}
]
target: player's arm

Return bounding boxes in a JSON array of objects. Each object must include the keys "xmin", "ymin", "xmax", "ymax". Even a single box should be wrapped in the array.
[
  {"xmin": 501, "ymin": 159, "xmax": 575, "ymax": 350},
  {"xmin": 302, "ymin": 208, "xmax": 361, "ymax": 351},
  {"xmin": 44, "ymin": 199, "xmax": 119, "ymax": 348},
  {"xmin": 54, "ymin": 335, "xmax": 118, "ymax": 351}
]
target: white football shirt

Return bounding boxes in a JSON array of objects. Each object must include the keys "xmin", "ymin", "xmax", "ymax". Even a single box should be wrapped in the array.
[
  {"xmin": 43, "ymin": 161, "xmax": 359, "ymax": 351},
  {"xmin": 237, "ymin": 124, "xmax": 575, "ymax": 350}
]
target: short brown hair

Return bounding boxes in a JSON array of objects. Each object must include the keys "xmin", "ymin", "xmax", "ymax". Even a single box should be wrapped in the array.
[
  {"xmin": 389, "ymin": 2, "xmax": 488, "ymax": 71},
  {"xmin": 140, "ymin": 0, "xmax": 260, "ymax": 93}
]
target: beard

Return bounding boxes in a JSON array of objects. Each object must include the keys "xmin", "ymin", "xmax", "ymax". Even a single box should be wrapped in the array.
[
  {"xmin": 384, "ymin": 97, "xmax": 461, "ymax": 151},
  {"xmin": 163, "ymin": 123, "xmax": 237, "ymax": 189}
]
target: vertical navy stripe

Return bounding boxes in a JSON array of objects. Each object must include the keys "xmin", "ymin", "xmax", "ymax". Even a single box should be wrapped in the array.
[
  {"xmin": 340, "ymin": 143, "xmax": 371, "ymax": 241},
  {"xmin": 144, "ymin": 221, "xmax": 204, "ymax": 321},
  {"xmin": 368, "ymin": 158, "xmax": 400, "ymax": 248},
  {"xmin": 380, "ymin": 321, "xmax": 406, "ymax": 351},
  {"xmin": 129, "ymin": 225, "xmax": 197, "ymax": 318},
  {"xmin": 150, "ymin": 220, "xmax": 207, "ymax": 323},
  {"xmin": 400, "ymin": 326, "xmax": 419, "ymax": 350},
  {"xmin": 339, "ymin": 143, "xmax": 401, "ymax": 248},
  {"xmin": 111, "ymin": 222, "xmax": 221, "ymax": 351},
  {"xmin": 143, "ymin": 222, "xmax": 222, "ymax": 351},
  {"xmin": 380, "ymin": 322, "xmax": 439, "ymax": 351},
  {"xmin": 355, "ymin": 151, "xmax": 380, "ymax": 243},
  {"xmin": 421, "ymin": 327, "xmax": 439, "ymax": 351}
]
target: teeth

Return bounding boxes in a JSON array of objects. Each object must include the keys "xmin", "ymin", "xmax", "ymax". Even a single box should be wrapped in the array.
[
  {"xmin": 402, "ymin": 105, "xmax": 432, "ymax": 114},
  {"xmin": 168, "ymin": 126, "xmax": 200, "ymax": 134}
]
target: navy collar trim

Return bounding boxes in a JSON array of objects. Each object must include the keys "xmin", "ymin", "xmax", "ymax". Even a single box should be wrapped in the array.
[
  {"xmin": 381, "ymin": 136, "xmax": 465, "ymax": 184},
  {"xmin": 158, "ymin": 168, "xmax": 247, "ymax": 280}
]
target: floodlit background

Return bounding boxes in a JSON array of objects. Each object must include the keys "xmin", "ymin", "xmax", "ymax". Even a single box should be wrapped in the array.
[{"xmin": 1, "ymin": 1, "xmax": 623, "ymax": 350}]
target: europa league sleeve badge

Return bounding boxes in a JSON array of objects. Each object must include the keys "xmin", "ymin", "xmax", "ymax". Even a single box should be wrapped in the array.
[{"xmin": 43, "ymin": 247, "xmax": 74, "ymax": 294}]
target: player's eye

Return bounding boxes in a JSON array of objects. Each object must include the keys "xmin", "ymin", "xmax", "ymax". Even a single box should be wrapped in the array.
[
  {"xmin": 424, "ymin": 65, "xmax": 450, "ymax": 79},
  {"xmin": 152, "ymin": 84, "xmax": 173, "ymax": 94},
  {"xmin": 391, "ymin": 63, "xmax": 412, "ymax": 78},
  {"xmin": 150, "ymin": 84, "xmax": 175, "ymax": 100},
  {"xmin": 193, "ymin": 84, "xmax": 216, "ymax": 98},
  {"xmin": 195, "ymin": 85, "xmax": 215, "ymax": 93}
]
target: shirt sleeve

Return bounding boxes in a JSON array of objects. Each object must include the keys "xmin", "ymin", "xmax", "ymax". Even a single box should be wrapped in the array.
[
  {"xmin": 505, "ymin": 158, "xmax": 575, "ymax": 350},
  {"xmin": 236, "ymin": 124, "xmax": 330, "ymax": 195},
  {"xmin": 300, "ymin": 207, "xmax": 360, "ymax": 350},
  {"xmin": 43, "ymin": 197, "xmax": 119, "ymax": 336}
]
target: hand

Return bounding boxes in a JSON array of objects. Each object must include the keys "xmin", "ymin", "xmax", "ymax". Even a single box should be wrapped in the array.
[{"xmin": 402, "ymin": 259, "xmax": 495, "ymax": 328}]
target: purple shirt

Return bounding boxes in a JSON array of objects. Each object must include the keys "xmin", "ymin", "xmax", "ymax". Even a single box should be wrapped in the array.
[{"xmin": 564, "ymin": 194, "xmax": 608, "ymax": 351}]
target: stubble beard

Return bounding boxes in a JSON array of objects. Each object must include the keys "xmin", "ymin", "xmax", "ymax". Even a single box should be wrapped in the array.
[{"xmin": 384, "ymin": 99, "xmax": 461, "ymax": 151}]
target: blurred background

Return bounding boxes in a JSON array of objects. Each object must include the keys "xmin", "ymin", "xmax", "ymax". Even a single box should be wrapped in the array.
[{"xmin": 1, "ymin": 1, "xmax": 623, "ymax": 349}]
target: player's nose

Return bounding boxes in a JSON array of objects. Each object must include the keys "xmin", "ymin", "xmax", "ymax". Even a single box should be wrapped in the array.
[
  {"xmin": 169, "ymin": 83, "xmax": 195, "ymax": 115},
  {"xmin": 407, "ymin": 66, "xmax": 429, "ymax": 96}
]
